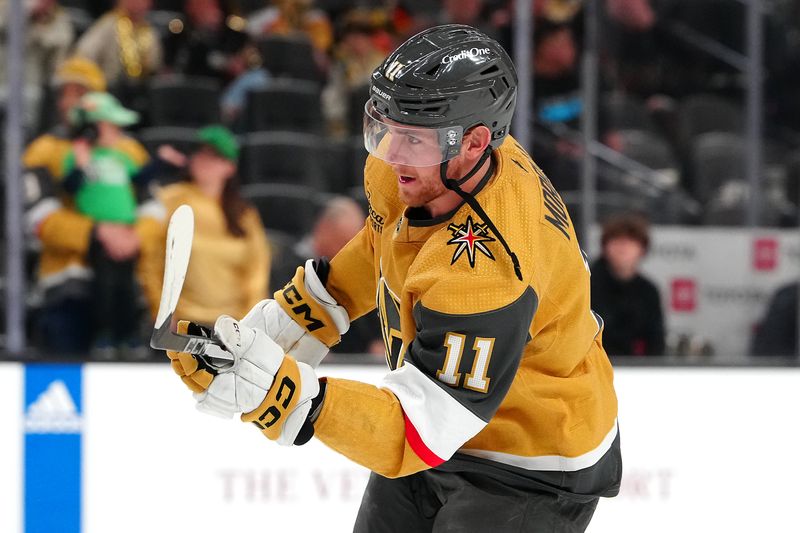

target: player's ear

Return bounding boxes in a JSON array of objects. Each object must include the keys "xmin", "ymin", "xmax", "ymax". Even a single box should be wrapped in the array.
[{"xmin": 463, "ymin": 126, "xmax": 491, "ymax": 157}]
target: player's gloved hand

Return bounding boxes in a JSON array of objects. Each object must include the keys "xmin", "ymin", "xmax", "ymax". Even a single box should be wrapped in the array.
[
  {"xmin": 188, "ymin": 314, "xmax": 283, "ymax": 418},
  {"xmin": 197, "ymin": 315, "xmax": 324, "ymax": 445},
  {"xmin": 166, "ymin": 321, "xmax": 219, "ymax": 393},
  {"xmin": 240, "ymin": 258, "xmax": 349, "ymax": 368}
]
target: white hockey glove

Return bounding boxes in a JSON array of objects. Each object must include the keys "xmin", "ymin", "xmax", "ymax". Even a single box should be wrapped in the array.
[
  {"xmin": 241, "ymin": 258, "xmax": 349, "ymax": 368},
  {"xmin": 193, "ymin": 315, "xmax": 324, "ymax": 445}
]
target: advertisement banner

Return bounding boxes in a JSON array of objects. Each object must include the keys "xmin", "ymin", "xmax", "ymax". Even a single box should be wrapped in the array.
[
  {"xmin": 588, "ymin": 227, "xmax": 800, "ymax": 356},
  {"xmin": 24, "ymin": 364, "xmax": 83, "ymax": 533},
  {"xmin": 1, "ymin": 363, "xmax": 799, "ymax": 532}
]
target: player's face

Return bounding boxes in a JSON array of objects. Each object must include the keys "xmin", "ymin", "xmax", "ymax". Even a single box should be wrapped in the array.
[
  {"xmin": 389, "ymin": 159, "xmax": 447, "ymax": 208},
  {"xmin": 364, "ymin": 104, "xmax": 491, "ymax": 214},
  {"xmin": 389, "ymin": 128, "xmax": 488, "ymax": 211},
  {"xmin": 382, "ymin": 126, "xmax": 443, "ymax": 166}
]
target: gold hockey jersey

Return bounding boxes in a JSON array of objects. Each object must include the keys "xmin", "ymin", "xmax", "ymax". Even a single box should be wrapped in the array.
[{"xmin": 314, "ymin": 136, "xmax": 621, "ymax": 498}]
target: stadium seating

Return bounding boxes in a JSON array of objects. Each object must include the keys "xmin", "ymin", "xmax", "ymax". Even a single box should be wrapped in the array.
[
  {"xmin": 138, "ymin": 126, "xmax": 200, "ymax": 156},
  {"xmin": 242, "ymin": 182, "xmax": 331, "ymax": 236},
  {"xmin": 600, "ymin": 92, "xmax": 658, "ymax": 133},
  {"xmin": 615, "ymin": 129, "xmax": 679, "ymax": 172},
  {"xmin": 677, "ymin": 94, "xmax": 743, "ymax": 153},
  {"xmin": 243, "ymin": 79, "xmax": 323, "ymax": 133},
  {"xmin": 256, "ymin": 36, "xmax": 324, "ymax": 82},
  {"xmin": 703, "ymin": 180, "xmax": 795, "ymax": 227},
  {"xmin": 148, "ymin": 76, "xmax": 221, "ymax": 127},
  {"xmin": 239, "ymin": 131, "xmax": 325, "ymax": 188},
  {"xmin": 346, "ymin": 84, "xmax": 371, "ymax": 136},
  {"xmin": 689, "ymin": 131, "xmax": 745, "ymax": 203}
]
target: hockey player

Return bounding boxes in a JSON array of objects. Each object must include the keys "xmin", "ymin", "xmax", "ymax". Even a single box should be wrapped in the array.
[{"xmin": 166, "ymin": 24, "xmax": 621, "ymax": 532}]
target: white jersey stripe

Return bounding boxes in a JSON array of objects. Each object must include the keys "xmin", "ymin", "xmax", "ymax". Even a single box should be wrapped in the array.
[
  {"xmin": 459, "ymin": 419, "xmax": 619, "ymax": 472},
  {"xmin": 381, "ymin": 362, "xmax": 486, "ymax": 461}
]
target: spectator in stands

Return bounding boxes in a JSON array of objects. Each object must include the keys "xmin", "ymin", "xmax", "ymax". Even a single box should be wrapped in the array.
[
  {"xmin": 751, "ymin": 282, "xmax": 799, "ymax": 357},
  {"xmin": 591, "ymin": 213, "xmax": 665, "ymax": 355},
  {"xmin": 246, "ymin": 0, "xmax": 334, "ymax": 58},
  {"xmin": 0, "ymin": 0, "xmax": 75, "ymax": 132},
  {"xmin": 219, "ymin": 42, "xmax": 272, "ymax": 125},
  {"xmin": 602, "ymin": 0, "xmax": 660, "ymax": 97},
  {"xmin": 23, "ymin": 57, "xmax": 107, "ymax": 179},
  {"xmin": 440, "ymin": 0, "xmax": 484, "ymax": 26},
  {"xmin": 321, "ymin": 12, "xmax": 386, "ymax": 136},
  {"xmin": 23, "ymin": 59, "xmax": 164, "ymax": 358},
  {"xmin": 140, "ymin": 126, "xmax": 270, "ymax": 328},
  {"xmin": 529, "ymin": 19, "xmax": 584, "ymax": 183},
  {"xmin": 606, "ymin": 0, "xmax": 654, "ymax": 32},
  {"xmin": 162, "ymin": 0, "xmax": 249, "ymax": 82},
  {"xmin": 437, "ymin": 0, "xmax": 503, "ymax": 41},
  {"xmin": 270, "ymin": 196, "xmax": 382, "ymax": 356},
  {"xmin": 74, "ymin": 0, "xmax": 163, "ymax": 88},
  {"xmin": 61, "ymin": 92, "xmax": 155, "ymax": 359},
  {"xmin": 533, "ymin": 20, "xmax": 581, "ymax": 127}
]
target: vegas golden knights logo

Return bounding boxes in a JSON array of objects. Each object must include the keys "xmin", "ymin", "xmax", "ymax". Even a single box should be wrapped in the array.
[
  {"xmin": 377, "ymin": 276, "xmax": 405, "ymax": 369},
  {"xmin": 446, "ymin": 215, "xmax": 495, "ymax": 268}
]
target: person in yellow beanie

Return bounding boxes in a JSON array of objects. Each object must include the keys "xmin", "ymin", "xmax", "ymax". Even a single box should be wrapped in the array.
[
  {"xmin": 24, "ymin": 56, "xmax": 112, "ymax": 179},
  {"xmin": 23, "ymin": 57, "xmax": 163, "ymax": 357}
]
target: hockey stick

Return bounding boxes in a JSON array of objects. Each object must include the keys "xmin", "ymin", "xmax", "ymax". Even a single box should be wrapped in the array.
[{"xmin": 150, "ymin": 205, "xmax": 232, "ymax": 363}]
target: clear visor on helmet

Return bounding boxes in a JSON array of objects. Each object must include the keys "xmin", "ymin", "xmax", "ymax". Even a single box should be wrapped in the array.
[{"xmin": 363, "ymin": 101, "xmax": 463, "ymax": 167}]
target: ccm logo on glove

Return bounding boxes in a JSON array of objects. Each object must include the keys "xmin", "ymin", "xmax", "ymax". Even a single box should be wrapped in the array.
[
  {"xmin": 254, "ymin": 375, "xmax": 296, "ymax": 429},
  {"xmin": 242, "ymin": 356, "xmax": 304, "ymax": 441},
  {"xmin": 274, "ymin": 261, "xmax": 349, "ymax": 349},
  {"xmin": 281, "ymin": 283, "xmax": 325, "ymax": 332}
]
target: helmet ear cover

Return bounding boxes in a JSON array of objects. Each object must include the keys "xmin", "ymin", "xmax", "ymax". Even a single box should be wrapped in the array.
[{"xmin": 439, "ymin": 125, "xmax": 464, "ymax": 161}]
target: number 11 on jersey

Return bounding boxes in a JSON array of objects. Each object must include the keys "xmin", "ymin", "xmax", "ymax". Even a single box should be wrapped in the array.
[{"xmin": 437, "ymin": 333, "xmax": 495, "ymax": 393}]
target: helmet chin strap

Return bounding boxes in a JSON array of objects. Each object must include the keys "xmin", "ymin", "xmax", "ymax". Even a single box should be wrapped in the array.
[{"xmin": 440, "ymin": 147, "xmax": 523, "ymax": 282}]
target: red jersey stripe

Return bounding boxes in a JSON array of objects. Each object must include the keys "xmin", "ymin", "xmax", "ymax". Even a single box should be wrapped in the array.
[{"xmin": 403, "ymin": 413, "xmax": 445, "ymax": 467}]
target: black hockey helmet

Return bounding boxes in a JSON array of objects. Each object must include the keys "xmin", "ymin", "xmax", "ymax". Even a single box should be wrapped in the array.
[
  {"xmin": 364, "ymin": 24, "xmax": 518, "ymax": 166},
  {"xmin": 365, "ymin": 24, "xmax": 524, "ymax": 281}
]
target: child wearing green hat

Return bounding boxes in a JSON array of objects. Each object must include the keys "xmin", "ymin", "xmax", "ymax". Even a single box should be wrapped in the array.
[{"xmin": 62, "ymin": 91, "xmax": 152, "ymax": 359}]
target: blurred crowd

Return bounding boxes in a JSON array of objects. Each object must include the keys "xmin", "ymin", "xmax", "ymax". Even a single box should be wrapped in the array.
[{"xmin": 2, "ymin": 0, "xmax": 800, "ymax": 359}]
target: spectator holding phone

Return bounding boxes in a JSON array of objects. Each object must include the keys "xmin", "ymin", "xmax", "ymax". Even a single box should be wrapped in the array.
[{"xmin": 61, "ymin": 91, "xmax": 155, "ymax": 359}]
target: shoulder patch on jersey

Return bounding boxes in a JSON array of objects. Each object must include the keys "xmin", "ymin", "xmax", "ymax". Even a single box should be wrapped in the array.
[
  {"xmin": 446, "ymin": 215, "xmax": 496, "ymax": 268},
  {"xmin": 366, "ymin": 188, "xmax": 385, "ymax": 234}
]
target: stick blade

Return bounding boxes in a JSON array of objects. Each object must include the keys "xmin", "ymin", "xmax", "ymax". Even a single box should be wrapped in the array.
[{"xmin": 153, "ymin": 204, "xmax": 195, "ymax": 334}]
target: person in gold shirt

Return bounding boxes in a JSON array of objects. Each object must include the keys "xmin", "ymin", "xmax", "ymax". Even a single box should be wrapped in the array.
[
  {"xmin": 24, "ymin": 56, "xmax": 110, "ymax": 179},
  {"xmin": 140, "ymin": 125, "xmax": 270, "ymax": 327},
  {"xmin": 23, "ymin": 56, "xmax": 162, "ymax": 356},
  {"xmin": 246, "ymin": 0, "xmax": 333, "ymax": 54},
  {"xmin": 74, "ymin": 0, "xmax": 163, "ymax": 87},
  {"xmin": 162, "ymin": 26, "xmax": 620, "ymax": 532}
]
